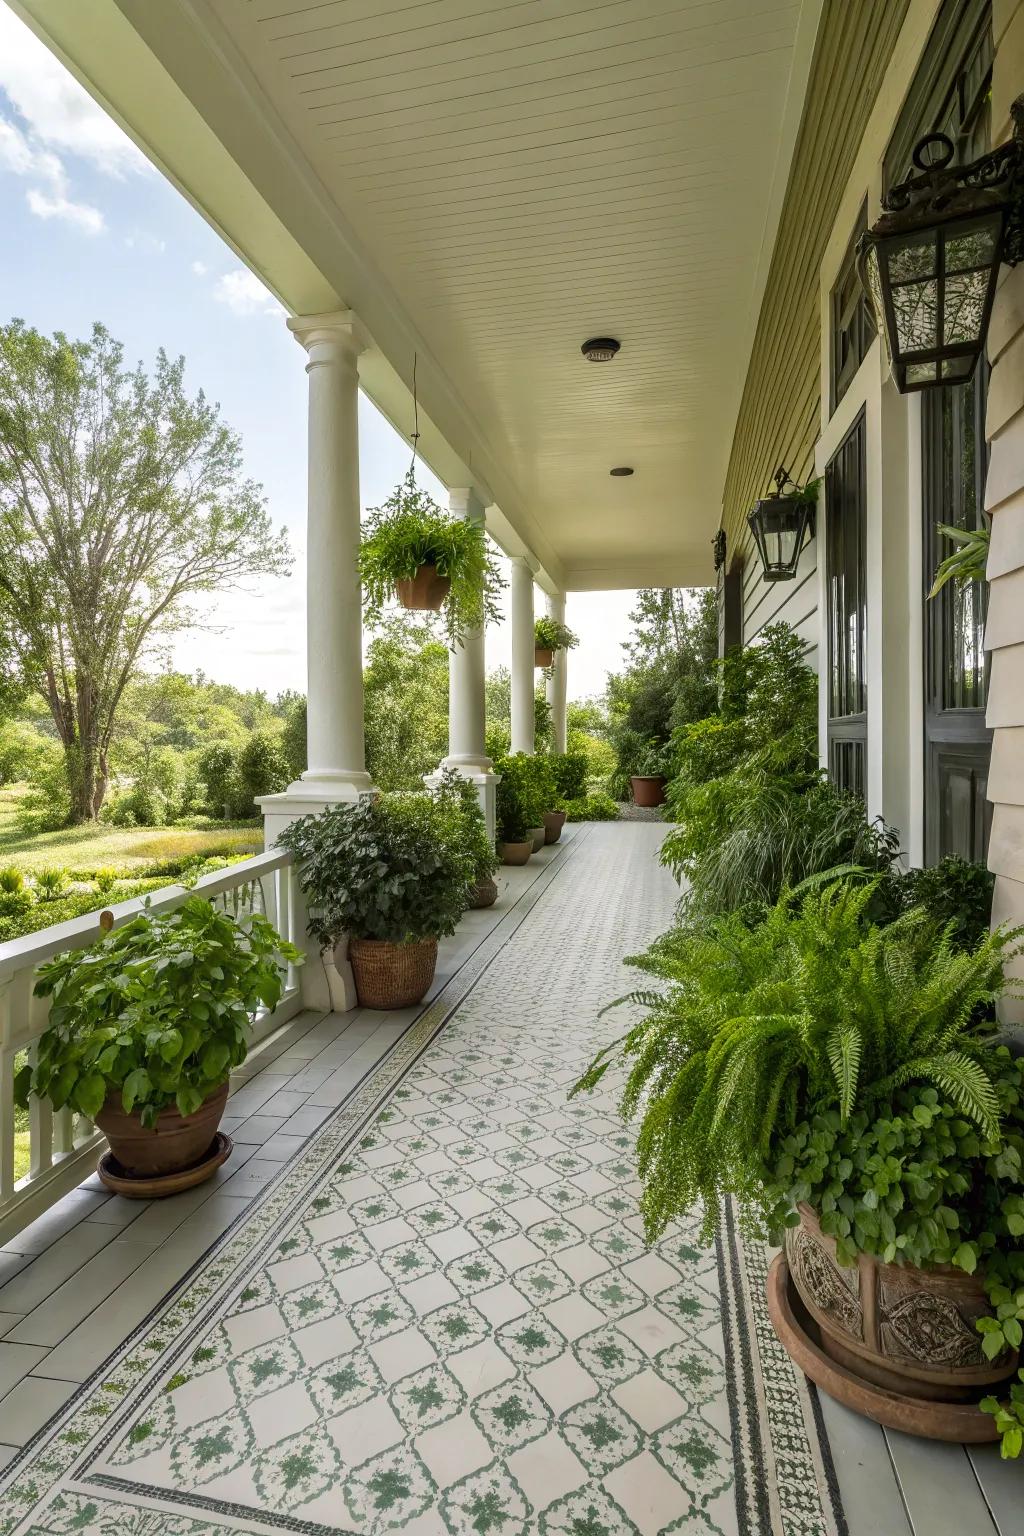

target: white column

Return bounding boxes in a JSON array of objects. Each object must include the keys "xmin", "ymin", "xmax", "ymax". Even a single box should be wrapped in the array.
[
  {"xmin": 545, "ymin": 591, "xmax": 568, "ymax": 754},
  {"xmin": 426, "ymin": 488, "xmax": 499, "ymax": 840},
  {"xmin": 510, "ymin": 556, "xmax": 536, "ymax": 754},
  {"xmin": 258, "ymin": 310, "xmax": 373, "ymax": 1015}
]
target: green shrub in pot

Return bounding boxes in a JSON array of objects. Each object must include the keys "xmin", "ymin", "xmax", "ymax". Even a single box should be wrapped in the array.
[
  {"xmin": 550, "ymin": 751, "xmax": 588, "ymax": 802},
  {"xmin": 14, "ymin": 898, "xmax": 302, "ymax": 1126},
  {"xmin": 435, "ymin": 767, "xmax": 499, "ymax": 887},
  {"xmin": 494, "ymin": 754, "xmax": 546, "ymax": 846}
]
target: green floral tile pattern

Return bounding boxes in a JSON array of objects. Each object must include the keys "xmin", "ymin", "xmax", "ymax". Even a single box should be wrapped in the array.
[{"xmin": 0, "ymin": 827, "xmax": 843, "ymax": 1536}]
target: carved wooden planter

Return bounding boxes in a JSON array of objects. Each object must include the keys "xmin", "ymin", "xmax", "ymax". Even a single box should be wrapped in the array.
[{"xmin": 785, "ymin": 1203, "xmax": 1015, "ymax": 1402}]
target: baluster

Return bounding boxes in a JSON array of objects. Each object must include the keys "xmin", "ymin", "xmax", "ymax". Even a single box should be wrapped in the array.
[
  {"xmin": 0, "ymin": 1045, "xmax": 14, "ymax": 1205},
  {"xmin": 28, "ymin": 1038, "xmax": 53, "ymax": 1181},
  {"xmin": 53, "ymin": 1107, "xmax": 74, "ymax": 1158}
]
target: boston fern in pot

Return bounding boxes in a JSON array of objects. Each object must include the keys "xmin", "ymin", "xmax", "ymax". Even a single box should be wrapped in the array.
[
  {"xmin": 534, "ymin": 615, "xmax": 578, "ymax": 668},
  {"xmin": 15, "ymin": 899, "xmax": 301, "ymax": 1185},
  {"xmin": 279, "ymin": 791, "xmax": 476, "ymax": 1009},
  {"xmin": 359, "ymin": 470, "xmax": 504, "ymax": 647},
  {"xmin": 574, "ymin": 879, "xmax": 1024, "ymax": 1446}
]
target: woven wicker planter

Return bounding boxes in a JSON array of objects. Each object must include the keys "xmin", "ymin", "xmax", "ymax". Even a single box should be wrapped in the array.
[
  {"xmin": 470, "ymin": 876, "xmax": 498, "ymax": 908},
  {"xmin": 528, "ymin": 825, "xmax": 545, "ymax": 853},
  {"xmin": 534, "ymin": 645, "xmax": 554, "ymax": 668},
  {"xmin": 499, "ymin": 840, "xmax": 532, "ymax": 865},
  {"xmin": 543, "ymin": 810, "xmax": 566, "ymax": 844},
  {"xmin": 396, "ymin": 564, "xmax": 451, "ymax": 612},
  {"xmin": 348, "ymin": 936, "xmax": 438, "ymax": 1009}
]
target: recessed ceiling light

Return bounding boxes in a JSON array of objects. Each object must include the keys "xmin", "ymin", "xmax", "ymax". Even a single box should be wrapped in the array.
[
  {"xmin": 581, "ymin": 337, "xmax": 620, "ymax": 362},
  {"xmin": 610, "ymin": 466, "xmax": 634, "ymax": 477}
]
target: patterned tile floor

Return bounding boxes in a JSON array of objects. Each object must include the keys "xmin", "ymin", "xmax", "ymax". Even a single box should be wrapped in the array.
[{"xmin": 0, "ymin": 824, "xmax": 842, "ymax": 1536}]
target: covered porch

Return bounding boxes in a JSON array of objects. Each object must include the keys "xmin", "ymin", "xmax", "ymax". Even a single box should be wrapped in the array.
[{"xmin": 0, "ymin": 822, "xmax": 1015, "ymax": 1536}]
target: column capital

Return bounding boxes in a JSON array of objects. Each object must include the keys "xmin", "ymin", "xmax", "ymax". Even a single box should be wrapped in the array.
[
  {"xmin": 448, "ymin": 487, "xmax": 487, "ymax": 524},
  {"xmin": 510, "ymin": 553, "xmax": 540, "ymax": 576},
  {"xmin": 287, "ymin": 309, "xmax": 369, "ymax": 359}
]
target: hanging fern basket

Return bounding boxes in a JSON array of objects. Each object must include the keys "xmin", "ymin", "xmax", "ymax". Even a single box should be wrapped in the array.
[
  {"xmin": 396, "ymin": 563, "xmax": 451, "ymax": 612},
  {"xmin": 534, "ymin": 645, "xmax": 554, "ymax": 668}
]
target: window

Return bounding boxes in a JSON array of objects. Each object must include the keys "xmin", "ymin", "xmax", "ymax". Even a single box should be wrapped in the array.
[
  {"xmin": 830, "ymin": 206, "xmax": 875, "ymax": 412},
  {"xmin": 825, "ymin": 412, "xmax": 868, "ymax": 796}
]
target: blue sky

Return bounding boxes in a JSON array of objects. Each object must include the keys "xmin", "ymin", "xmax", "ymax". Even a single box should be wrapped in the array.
[{"xmin": 0, "ymin": 3, "xmax": 635, "ymax": 701}]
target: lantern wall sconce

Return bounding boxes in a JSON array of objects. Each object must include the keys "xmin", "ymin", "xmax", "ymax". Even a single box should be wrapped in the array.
[
  {"xmin": 747, "ymin": 467, "xmax": 817, "ymax": 583},
  {"xmin": 857, "ymin": 97, "xmax": 1024, "ymax": 393},
  {"xmin": 712, "ymin": 529, "xmax": 727, "ymax": 572}
]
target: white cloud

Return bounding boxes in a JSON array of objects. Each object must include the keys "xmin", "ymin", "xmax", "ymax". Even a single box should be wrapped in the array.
[
  {"xmin": 0, "ymin": 7, "xmax": 146, "ymax": 179},
  {"xmin": 213, "ymin": 268, "xmax": 285, "ymax": 318},
  {"xmin": 191, "ymin": 259, "xmax": 209, "ymax": 277},
  {"xmin": 26, "ymin": 187, "xmax": 104, "ymax": 234},
  {"xmin": 125, "ymin": 231, "xmax": 166, "ymax": 252}
]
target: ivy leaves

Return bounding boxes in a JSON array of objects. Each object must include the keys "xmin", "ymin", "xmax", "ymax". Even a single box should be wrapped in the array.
[{"xmin": 15, "ymin": 898, "xmax": 302, "ymax": 1127}]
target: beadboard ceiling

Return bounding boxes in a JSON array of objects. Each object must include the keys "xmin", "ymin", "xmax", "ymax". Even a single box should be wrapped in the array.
[{"xmin": 15, "ymin": 0, "xmax": 821, "ymax": 588}]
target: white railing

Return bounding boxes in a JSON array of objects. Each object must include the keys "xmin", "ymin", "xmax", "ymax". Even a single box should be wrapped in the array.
[{"xmin": 0, "ymin": 849, "xmax": 303, "ymax": 1245}]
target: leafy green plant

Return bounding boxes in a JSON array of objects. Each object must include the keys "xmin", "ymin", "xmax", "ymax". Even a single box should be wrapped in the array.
[
  {"xmin": 534, "ymin": 616, "xmax": 578, "ymax": 654},
  {"xmin": 897, "ymin": 856, "xmax": 995, "ymax": 952},
  {"xmin": 563, "ymin": 793, "xmax": 619, "ymax": 822},
  {"xmin": 929, "ymin": 521, "xmax": 990, "ymax": 598},
  {"xmin": 34, "ymin": 867, "xmax": 69, "ymax": 901},
  {"xmin": 279, "ymin": 791, "xmax": 476, "ymax": 947},
  {"xmin": 434, "ymin": 768, "xmax": 498, "ymax": 884},
  {"xmin": 550, "ymin": 751, "xmax": 588, "ymax": 801},
  {"xmin": 574, "ymin": 881, "xmax": 1021, "ymax": 1244},
  {"xmin": 0, "ymin": 865, "xmax": 25, "ymax": 894},
  {"xmin": 94, "ymin": 867, "xmax": 118, "ymax": 895},
  {"xmin": 359, "ymin": 471, "xmax": 504, "ymax": 647},
  {"xmin": 633, "ymin": 740, "xmax": 672, "ymax": 777},
  {"xmin": 15, "ymin": 898, "xmax": 301, "ymax": 1126},
  {"xmin": 494, "ymin": 753, "xmax": 546, "ymax": 844}
]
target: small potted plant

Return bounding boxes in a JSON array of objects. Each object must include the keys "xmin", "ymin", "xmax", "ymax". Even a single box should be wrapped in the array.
[
  {"xmin": 630, "ymin": 739, "xmax": 671, "ymax": 807},
  {"xmin": 494, "ymin": 754, "xmax": 544, "ymax": 865},
  {"xmin": 574, "ymin": 880, "xmax": 1024, "ymax": 1444},
  {"xmin": 280, "ymin": 791, "xmax": 475, "ymax": 1009},
  {"xmin": 548, "ymin": 751, "xmax": 588, "ymax": 841},
  {"xmin": 534, "ymin": 616, "xmax": 579, "ymax": 669},
  {"xmin": 436, "ymin": 767, "xmax": 500, "ymax": 908},
  {"xmin": 15, "ymin": 899, "xmax": 301, "ymax": 1194},
  {"xmin": 360, "ymin": 470, "xmax": 505, "ymax": 647}
]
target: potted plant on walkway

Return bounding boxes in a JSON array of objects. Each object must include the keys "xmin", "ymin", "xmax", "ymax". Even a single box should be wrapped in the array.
[
  {"xmin": 14, "ymin": 899, "xmax": 302, "ymax": 1194},
  {"xmin": 494, "ymin": 754, "xmax": 544, "ymax": 864},
  {"xmin": 534, "ymin": 616, "xmax": 578, "ymax": 668},
  {"xmin": 436, "ymin": 767, "xmax": 500, "ymax": 908},
  {"xmin": 527, "ymin": 754, "xmax": 566, "ymax": 844},
  {"xmin": 629, "ymin": 739, "xmax": 671, "ymax": 807},
  {"xmin": 360, "ymin": 470, "xmax": 504, "ymax": 647},
  {"xmin": 280, "ymin": 791, "xmax": 475, "ymax": 1008},
  {"xmin": 574, "ymin": 880, "xmax": 1024, "ymax": 1445}
]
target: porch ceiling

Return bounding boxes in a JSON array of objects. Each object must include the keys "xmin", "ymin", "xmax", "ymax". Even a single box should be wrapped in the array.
[{"xmin": 12, "ymin": 0, "xmax": 822, "ymax": 590}]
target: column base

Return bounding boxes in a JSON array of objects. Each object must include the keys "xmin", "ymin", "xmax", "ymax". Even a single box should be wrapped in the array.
[{"xmin": 425, "ymin": 765, "xmax": 500, "ymax": 845}]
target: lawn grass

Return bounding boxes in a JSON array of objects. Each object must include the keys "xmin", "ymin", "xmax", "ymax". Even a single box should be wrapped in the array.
[{"xmin": 0, "ymin": 785, "xmax": 264, "ymax": 873}]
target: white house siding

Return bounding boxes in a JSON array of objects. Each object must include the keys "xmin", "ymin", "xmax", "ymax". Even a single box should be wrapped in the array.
[{"xmin": 985, "ymin": 0, "xmax": 1024, "ymax": 1014}]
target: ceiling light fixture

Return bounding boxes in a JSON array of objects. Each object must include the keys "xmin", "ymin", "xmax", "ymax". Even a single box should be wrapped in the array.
[
  {"xmin": 581, "ymin": 337, "xmax": 620, "ymax": 362},
  {"xmin": 610, "ymin": 466, "xmax": 634, "ymax": 477}
]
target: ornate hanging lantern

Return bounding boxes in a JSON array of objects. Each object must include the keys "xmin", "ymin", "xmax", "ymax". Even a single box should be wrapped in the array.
[
  {"xmin": 747, "ymin": 467, "xmax": 817, "ymax": 583},
  {"xmin": 857, "ymin": 98, "xmax": 1024, "ymax": 392}
]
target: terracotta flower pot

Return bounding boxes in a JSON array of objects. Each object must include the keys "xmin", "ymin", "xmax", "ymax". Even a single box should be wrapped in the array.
[
  {"xmin": 630, "ymin": 774, "xmax": 667, "ymax": 807},
  {"xmin": 396, "ymin": 564, "xmax": 451, "ymax": 612},
  {"xmin": 534, "ymin": 646, "xmax": 554, "ymax": 667},
  {"xmin": 783, "ymin": 1204, "xmax": 1016, "ymax": 1409},
  {"xmin": 470, "ymin": 875, "xmax": 498, "ymax": 908},
  {"xmin": 499, "ymin": 840, "xmax": 532, "ymax": 865},
  {"xmin": 349, "ymin": 935, "xmax": 438, "ymax": 1009},
  {"xmin": 528, "ymin": 825, "xmax": 545, "ymax": 853},
  {"xmin": 543, "ymin": 810, "xmax": 567, "ymax": 844},
  {"xmin": 95, "ymin": 1079, "xmax": 229, "ymax": 1179}
]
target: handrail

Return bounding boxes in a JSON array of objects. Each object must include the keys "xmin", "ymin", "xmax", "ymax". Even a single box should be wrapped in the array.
[{"xmin": 0, "ymin": 848, "xmax": 303, "ymax": 1245}]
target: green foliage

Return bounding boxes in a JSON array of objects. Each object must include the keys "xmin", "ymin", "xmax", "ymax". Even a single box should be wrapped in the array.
[
  {"xmin": 281, "ymin": 698, "xmax": 307, "ymax": 780},
  {"xmin": 494, "ymin": 754, "xmax": 547, "ymax": 844},
  {"xmin": 633, "ymin": 740, "xmax": 673, "ymax": 778},
  {"xmin": 0, "ymin": 865, "xmax": 25, "ymax": 893},
  {"xmin": 15, "ymin": 899, "xmax": 301, "ymax": 1126},
  {"xmin": 198, "ymin": 743, "xmax": 242, "ymax": 820},
  {"xmin": 236, "ymin": 731, "xmax": 289, "ymax": 812},
  {"xmin": 435, "ymin": 768, "xmax": 499, "ymax": 884},
  {"xmin": 279, "ymin": 791, "xmax": 476, "ymax": 947},
  {"xmin": 897, "ymin": 856, "xmax": 995, "ymax": 952},
  {"xmin": 572, "ymin": 882, "xmax": 1022, "ymax": 1245},
  {"xmin": 564, "ymin": 793, "xmax": 619, "ymax": 822},
  {"xmin": 0, "ymin": 320, "xmax": 291, "ymax": 822},
  {"xmin": 929, "ymin": 522, "xmax": 990, "ymax": 598},
  {"xmin": 94, "ymin": 867, "xmax": 118, "ymax": 894},
  {"xmin": 34, "ymin": 867, "xmax": 68, "ymax": 900},
  {"xmin": 534, "ymin": 616, "xmax": 578, "ymax": 652},
  {"xmin": 363, "ymin": 616, "xmax": 449, "ymax": 790},
  {"xmin": 359, "ymin": 470, "xmax": 504, "ymax": 647},
  {"xmin": 0, "ymin": 881, "xmax": 165, "ymax": 944},
  {"xmin": 550, "ymin": 752, "xmax": 588, "ymax": 802}
]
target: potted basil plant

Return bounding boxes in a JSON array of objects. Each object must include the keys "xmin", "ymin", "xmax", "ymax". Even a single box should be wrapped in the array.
[
  {"xmin": 15, "ymin": 899, "xmax": 302, "ymax": 1191},
  {"xmin": 279, "ymin": 791, "xmax": 476, "ymax": 1009},
  {"xmin": 360, "ymin": 470, "xmax": 505, "ymax": 648}
]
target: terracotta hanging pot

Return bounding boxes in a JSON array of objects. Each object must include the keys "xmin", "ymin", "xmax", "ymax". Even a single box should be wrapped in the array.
[
  {"xmin": 348, "ymin": 936, "xmax": 438, "ymax": 1009},
  {"xmin": 630, "ymin": 774, "xmax": 667, "ymax": 807},
  {"xmin": 95, "ymin": 1079, "xmax": 230, "ymax": 1185},
  {"xmin": 534, "ymin": 646, "xmax": 554, "ymax": 668},
  {"xmin": 543, "ymin": 810, "xmax": 566, "ymax": 844},
  {"xmin": 499, "ymin": 840, "xmax": 532, "ymax": 865},
  {"xmin": 396, "ymin": 563, "xmax": 451, "ymax": 612}
]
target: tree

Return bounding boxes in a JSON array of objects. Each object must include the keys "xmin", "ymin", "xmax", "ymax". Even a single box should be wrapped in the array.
[
  {"xmin": 0, "ymin": 321, "xmax": 291, "ymax": 822},
  {"xmin": 363, "ymin": 614, "xmax": 449, "ymax": 790}
]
